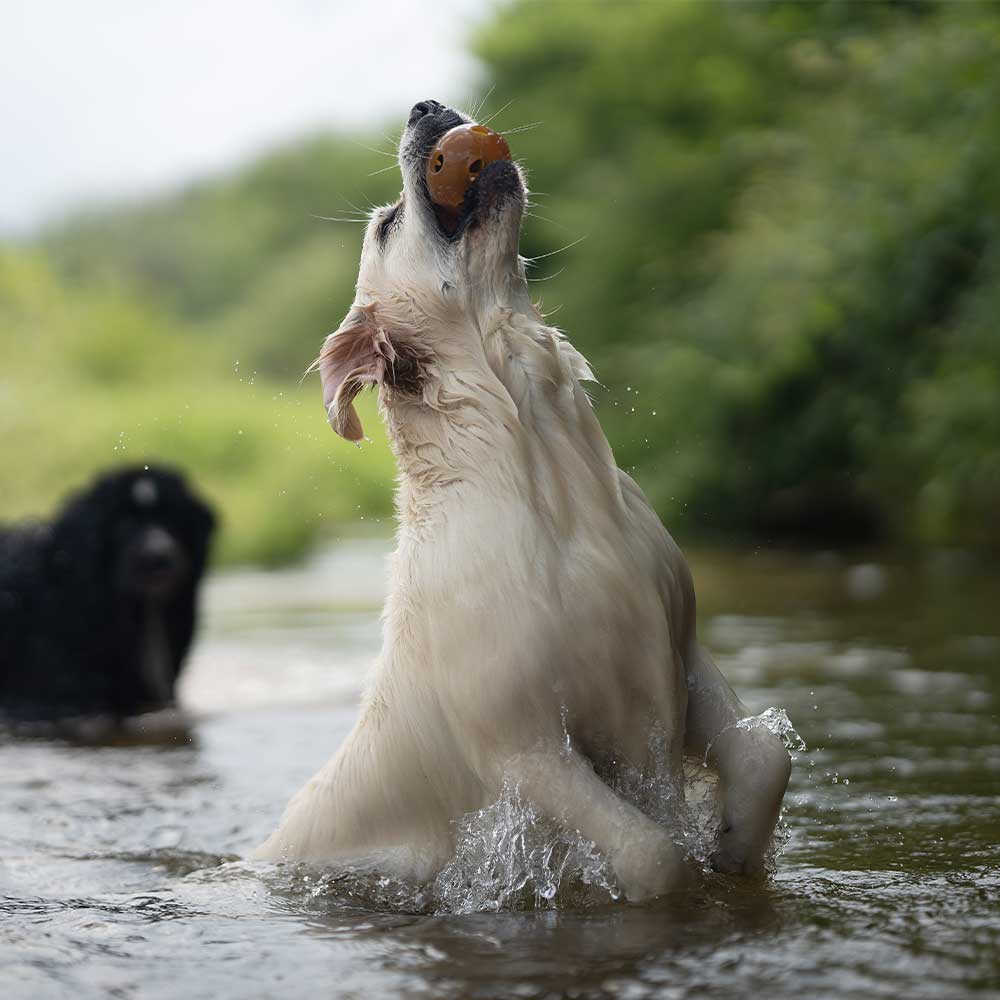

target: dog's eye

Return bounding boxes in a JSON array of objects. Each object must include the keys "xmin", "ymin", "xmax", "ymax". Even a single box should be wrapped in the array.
[{"xmin": 376, "ymin": 202, "xmax": 402, "ymax": 249}]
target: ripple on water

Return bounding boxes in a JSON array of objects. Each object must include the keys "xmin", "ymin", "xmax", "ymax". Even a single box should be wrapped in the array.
[{"xmin": 3, "ymin": 546, "xmax": 998, "ymax": 999}]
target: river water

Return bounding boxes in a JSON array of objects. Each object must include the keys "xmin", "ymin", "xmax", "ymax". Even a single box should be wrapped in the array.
[{"xmin": 1, "ymin": 540, "xmax": 997, "ymax": 998}]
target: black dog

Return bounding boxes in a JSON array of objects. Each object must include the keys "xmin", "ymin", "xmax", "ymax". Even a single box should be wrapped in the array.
[{"xmin": 0, "ymin": 466, "xmax": 216, "ymax": 722}]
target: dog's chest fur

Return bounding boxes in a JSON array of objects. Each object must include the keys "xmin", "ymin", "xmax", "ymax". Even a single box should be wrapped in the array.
[{"xmin": 377, "ymin": 312, "xmax": 692, "ymax": 773}]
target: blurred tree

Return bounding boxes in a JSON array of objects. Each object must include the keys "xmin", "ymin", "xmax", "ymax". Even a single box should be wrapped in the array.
[
  {"xmin": 476, "ymin": 0, "xmax": 1000, "ymax": 546},
  {"xmin": 45, "ymin": 135, "xmax": 399, "ymax": 377}
]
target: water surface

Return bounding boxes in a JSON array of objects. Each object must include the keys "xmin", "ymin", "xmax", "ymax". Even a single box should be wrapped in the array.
[{"xmin": 2, "ymin": 541, "xmax": 997, "ymax": 998}]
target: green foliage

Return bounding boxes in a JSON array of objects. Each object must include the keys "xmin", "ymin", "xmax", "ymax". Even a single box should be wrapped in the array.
[
  {"xmin": 476, "ymin": 0, "xmax": 1000, "ymax": 545},
  {"xmin": 48, "ymin": 135, "xmax": 399, "ymax": 323}
]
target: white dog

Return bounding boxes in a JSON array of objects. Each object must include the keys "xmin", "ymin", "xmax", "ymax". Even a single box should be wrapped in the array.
[{"xmin": 256, "ymin": 100, "xmax": 791, "ymax": 899}]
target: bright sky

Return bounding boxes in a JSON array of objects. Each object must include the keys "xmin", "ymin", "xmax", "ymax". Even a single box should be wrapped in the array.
[{"xmin": 1, "ymin": 0, "xmax": 492, "ymax": 234}]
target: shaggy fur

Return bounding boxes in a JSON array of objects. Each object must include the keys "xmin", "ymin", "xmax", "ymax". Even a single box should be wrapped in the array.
[
  {"xmin": 257, "ymin": 100, "xmax": 791, "ymax": 897},
  {"xmin": 0, "ymin": 465, "xmax": 216, "ymax": 722}
]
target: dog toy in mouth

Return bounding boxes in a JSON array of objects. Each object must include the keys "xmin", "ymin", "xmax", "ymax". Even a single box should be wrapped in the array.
[{"xmin": 426, "ymin": 123, "xmax": 512, "ymax": 211}]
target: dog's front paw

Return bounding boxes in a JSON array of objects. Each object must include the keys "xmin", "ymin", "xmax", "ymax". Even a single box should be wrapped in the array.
[
  {"xmin": 709, "ymin": 823, "xmax": 767, "ymax": 877},
  {"xmin": 611, "ymin": 833, "xmax": 691, "ymax": 901},
  {"xmin": 709, "ymin": 726, "xmax": 791, "ymax": 877}
]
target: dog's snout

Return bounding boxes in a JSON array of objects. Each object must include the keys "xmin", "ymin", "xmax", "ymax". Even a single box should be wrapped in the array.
[
  {"xmin": 408, "ymin": 100, "xmax": 444, "ymax": 126},
  {"xmin": 134, "ymin": 527, "xmax": 183, "ymax": 579},
  {"xmin": 137, "ymin": 548, "xmax": 176, "ymax": 576}
]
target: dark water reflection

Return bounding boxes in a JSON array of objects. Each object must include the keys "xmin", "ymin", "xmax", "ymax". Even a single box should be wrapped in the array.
[{"xmin": 1, "ymin": 543, "xmax": 997, "ymax": 998}]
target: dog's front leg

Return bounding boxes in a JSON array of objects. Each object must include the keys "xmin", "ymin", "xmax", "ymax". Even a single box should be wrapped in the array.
[
  {"xmin": 683, "ymin": 642, "xmax": 791, "ymax": 876},
  {"xmin": 508, "ymin": 748, "xmax": 689, "ymax": 901}
]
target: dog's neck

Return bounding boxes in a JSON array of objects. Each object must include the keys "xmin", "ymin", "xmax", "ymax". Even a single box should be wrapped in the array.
[{"xmin": 382, "ymin": 305, "xmax": 623, "ymax": 539}]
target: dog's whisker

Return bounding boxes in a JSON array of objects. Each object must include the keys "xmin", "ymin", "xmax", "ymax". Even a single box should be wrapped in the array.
[
  {"xmin": 352, "ymin": 140, "xmax": 398, "ymax": 159},
  {"xmin": 476, "ymin": 86, "xmax": 496, "ymax": 120},
  {"xmin": 501, "ymin": 121, "xmax": 543, "ymax": 136},
  {"xmin": 381, "ymin": 129, "xmax": 403, "ymax": 152},
  {"xmin": 526, "ymin": 266, "xmax": 567, "ymax": 283},
  {"xmin": 368, "ymin": 162, "xmax": 402, "ymax": 178},
  {"xmin": 522, "ymin": 235, "xmax": 588, "ymax": 263},
  {"xmin": 468, "ymin": 83, "xmax": 496, "ymax": 121},
  {"xmin": 525, "ymin": 212, "xmax": 572, "ymax": 231},
  {"xmin": 345, "ymin": 197, "xmax": 380, "ymax": 218},
  {"xmin": 480, "ymin": 98, "xmax": 515, "ymax": 127},
  {"xmin": 322, "ymin": 199, "xmax": 375, "ymax": 221},
  {"xmin": 311, "ymin": 214, "xmax": 369, "ymax": 224}
]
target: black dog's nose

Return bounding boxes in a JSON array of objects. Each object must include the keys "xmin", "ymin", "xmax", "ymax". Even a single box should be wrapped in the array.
[
  {"xmin": 408, "ymin": 99, "xmax": 444, "ymax": 126},
  {"xmin": 135, "ymin": 527, "xmax": 181, "ymax": 577},
  {"xmin": 137, "ymin": 548, "xmax": 178, "ymax": 576}
]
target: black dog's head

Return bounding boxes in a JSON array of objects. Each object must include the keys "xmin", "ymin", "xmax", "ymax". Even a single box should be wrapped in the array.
[
  {"xmin": 54, "ymin": 466, "xmax": 215, "ymax": 601},
  {"xmin": 48, "ymin": 465, "xmax": 217, "ymax": 717}
]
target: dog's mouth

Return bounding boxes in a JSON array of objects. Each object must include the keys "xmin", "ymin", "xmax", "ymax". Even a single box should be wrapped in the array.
[
  {"xmin": 121, "ymin": 527, "xmax": 188, "ymax": 599},
  {"xmin": 403, "ymin": 99, "xmax": 524, "ymax": 241}
]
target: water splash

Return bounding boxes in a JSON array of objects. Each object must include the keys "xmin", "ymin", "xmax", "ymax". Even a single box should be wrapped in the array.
[
  {"xmin": 703, "ymin": 706, "xmax": 806, "ymax": 767},
  {"xmin": 261, "ymin": 710, "xmax": 801, "ymax": 914},
  {"xmin": 736, "ymin": 706, "xmax": 807, "ymax": 753},
  {"xmin": 432, "ymin": 779, "xmax": 619, "ymax": 913},
  {"xmin": 279, "ymin": 770, "xmax": 724, "ymax": 914},
  {"xmin": 680, "ymin": 758, "xmax": 725, "ymax": 865}
]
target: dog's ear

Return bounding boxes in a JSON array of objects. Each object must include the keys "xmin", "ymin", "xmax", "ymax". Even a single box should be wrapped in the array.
[{"xmin": 312, "ymin": 305, "xmax": 426, "ymax": 441}]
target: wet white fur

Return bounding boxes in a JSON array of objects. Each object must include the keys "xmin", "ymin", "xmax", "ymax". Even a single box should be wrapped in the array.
[{"xmin": 255, "ymin": 110, "xmax": 791, "ymax": 897}]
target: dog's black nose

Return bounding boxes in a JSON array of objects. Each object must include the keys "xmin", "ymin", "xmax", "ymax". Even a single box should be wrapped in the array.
[
  {"xmin": 137, "ymin": 549, "xmax": 178, "ymax": 576},
  {"xmin": 408, "ymin": 100, "xmax": 444, "ymax": 126},
  {"xmin": 133, "ymin": 527, "xmax": 182, "ymax": 580}
]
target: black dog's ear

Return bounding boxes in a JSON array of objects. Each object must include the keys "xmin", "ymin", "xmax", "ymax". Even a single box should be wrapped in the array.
[
  {"xmin": 185, "ymin": 494, "xmax": 217, "ymax": 554},
  {"xmin": 155, "ymin": 469, "xmax": 217, "ymax": 541},
  {"xmin": 199, "ymin": 500, "xmax": 217, "ymax": 536},
  {"xmin": 46, "ymin": 479, "xmax": 116, "ymax": 591},
  {"xmin": 179, "ymin": 481, "xmax": 217, "ymax": 537},
  {"xmin": 158, "ymin": 472, "xmax": 217, "ymax": 563},
  {"xmin": 311, "ymin": 304, "xmax": 428, "ymax": 441},
  {"xmin": 53, "ymin": 479, "xmax": 112, "ymax": 543}
]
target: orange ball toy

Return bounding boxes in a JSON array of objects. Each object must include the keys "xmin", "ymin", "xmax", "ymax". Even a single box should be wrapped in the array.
[{"xmin": 426, "ymin": 124, "xmax": 512, "ymax": 210}]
